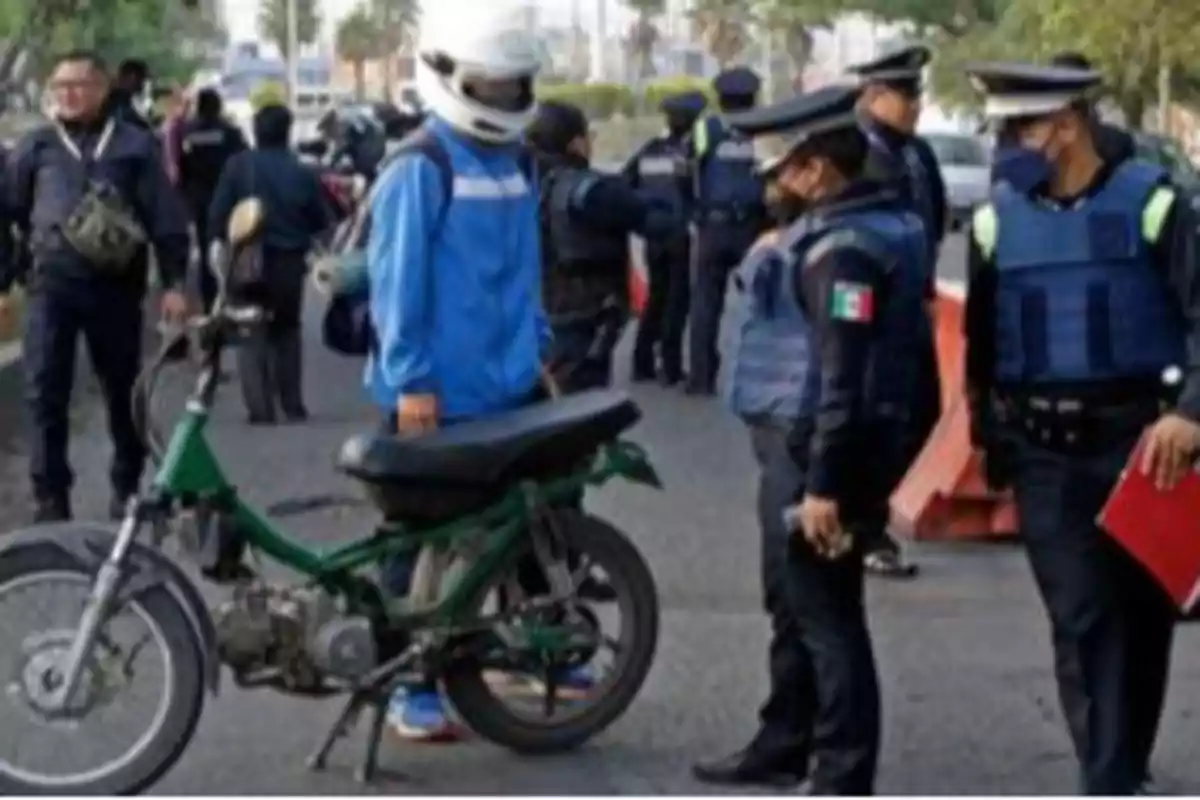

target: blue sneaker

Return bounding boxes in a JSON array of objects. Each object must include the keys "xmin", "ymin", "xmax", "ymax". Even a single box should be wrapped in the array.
[
  {"xmin": 386, "ymin": 687, "xmax": 463, "ymax": 743},
  {"xmin": 530, "ymin": 664, "xmax": 596, "ymax": 702}
]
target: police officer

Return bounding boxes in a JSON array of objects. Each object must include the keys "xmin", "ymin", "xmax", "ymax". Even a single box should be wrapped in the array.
[
  {"xmin": 528, "ymin": 99, "xmax": 674, "ymax": 393},
  {"xmin": 963, "ymin": 62, "xmax": 1200, "ymax": 795},
  {"xmin": 208, "ymin": 103, "xmax": 336, "ymax": 425},
  {"xmin": 692, "ymin": 85, "xmax": 927, "ymax": 794},
  {"xmin": 848, "ymin": 44, "xmax": 945, "ymax": 578},
  {"xmin": 178, "ymin": 87, "xmax": 246, "ymax": 313},
  {"xmin": 686, "ymin": 66, "xmax": 766, "ymax": 396},
  {"xmin": 623, "ymin": 90, "xmax": 706, "ymax": 385},
  {"xmin": 1, "ymin": 50, "xmax": 190, "ymax": 523}
]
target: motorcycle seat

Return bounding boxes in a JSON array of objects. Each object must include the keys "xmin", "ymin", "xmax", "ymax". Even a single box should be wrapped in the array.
[{"xmin": 337, "ymin": 389, "xmax": 641, "ymax": 487}]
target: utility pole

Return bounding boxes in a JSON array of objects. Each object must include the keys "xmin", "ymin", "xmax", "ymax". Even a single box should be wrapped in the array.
[
  {"xmin": 590, "ymin": 0, "xmax": 606, "ymax": 82},
  {"xmin": 286, "ymin": 0, "xmax": 299, "ymax": 107}
]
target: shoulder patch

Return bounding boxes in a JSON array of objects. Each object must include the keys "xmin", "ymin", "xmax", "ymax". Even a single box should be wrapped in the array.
[
  {"xmin": 1142, "ymin": 186, "xmax": 1176, "ymax": 243},
  {"xmin": 830, "ymin": 280, "xmax": 875, "ymax": 323}
]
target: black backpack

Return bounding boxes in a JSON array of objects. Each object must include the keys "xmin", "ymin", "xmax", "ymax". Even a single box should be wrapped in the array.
[{"xmin": 321, "ymin": 127, "xmax": 534, "ymax": 357}]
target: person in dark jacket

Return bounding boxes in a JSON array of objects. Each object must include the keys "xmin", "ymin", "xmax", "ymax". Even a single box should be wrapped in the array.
[
  {"xmin": 623, "ymin": 90, "xmax": 706, "ymax": 385},
  {"xmin": 528, "ymin": 99, "xmax": 676, "ymax": 393},
  {"xmin": 179, "ymin": 88, "xmax": 247, "ymax": 312},
  {"xmin": 208, "ymin": 103, "xmax": 336, "ymax": 425},
  {"xmin": 106, "ymin": 58, "xmax": 153, "ymax": 131},
  {"xmin": 847, "ymin": 44, "xmax": 944, "ymax": 579},
  {"xmin": 1, "ymin": 50, "xmax": 190, "ymax": 523}
]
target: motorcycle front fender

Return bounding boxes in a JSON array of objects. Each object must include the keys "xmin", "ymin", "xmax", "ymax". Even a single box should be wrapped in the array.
[
  {"xmin": 1, "ymin": 523, "xmax": 222, "ymax": 695},
  {"xmin": 605, "ymin": 439, "xmax": 663, "ymax": 490}
]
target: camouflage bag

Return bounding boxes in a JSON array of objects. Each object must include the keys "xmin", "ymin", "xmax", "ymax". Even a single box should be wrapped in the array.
[{"xmin": 61, "ymin": 179, "xmax": 148, "ymax": 272}]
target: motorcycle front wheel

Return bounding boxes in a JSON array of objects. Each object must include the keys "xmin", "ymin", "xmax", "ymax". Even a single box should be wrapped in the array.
[{"xmin": 0, "ymin": 543, "xmax": 206, "ymax": 795}]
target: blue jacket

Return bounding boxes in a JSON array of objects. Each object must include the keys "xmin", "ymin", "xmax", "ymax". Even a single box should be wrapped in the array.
[{"xmin": 365, "ymin": 117, "xmax": 550, "ymax": 420}]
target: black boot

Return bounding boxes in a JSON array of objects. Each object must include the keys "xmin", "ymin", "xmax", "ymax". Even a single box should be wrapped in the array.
[
  {"xmin": 32, "ymin": 495, "xmax": 72, "ymax": 524},
  {"xmin": 692, "ymin": 748, "xmax": 808, "ymax": 789}
]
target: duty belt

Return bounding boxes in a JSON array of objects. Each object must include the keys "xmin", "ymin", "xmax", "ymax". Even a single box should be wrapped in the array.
[
  {"xmin": 995, "ymin": 393, "xmax": 1161, "ymax": 454},
  {"xmin": 699, "ymin": 206, "xmax": 761, "ymax": 224}
]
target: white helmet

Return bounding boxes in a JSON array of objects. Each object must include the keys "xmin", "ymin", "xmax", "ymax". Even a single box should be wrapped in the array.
[{"xmin": 416, "ymin": 9, "xmax": 542, "ymax": 143}]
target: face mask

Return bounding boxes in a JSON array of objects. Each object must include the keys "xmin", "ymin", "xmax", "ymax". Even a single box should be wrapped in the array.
[{"xmin": 992, "ymin": 134, "xmax": 1056, "ymax": 193}]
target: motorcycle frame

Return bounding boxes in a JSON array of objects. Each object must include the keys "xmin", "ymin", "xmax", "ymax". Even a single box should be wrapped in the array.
[{"xmin": 150, "ymin": 389, "xmax": 659, "ymax": 628}]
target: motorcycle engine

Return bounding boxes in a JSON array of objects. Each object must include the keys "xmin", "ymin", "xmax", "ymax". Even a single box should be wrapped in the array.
[{"xmin": 211, "ymin": 584, "xmax": 378, "ymax": 693}]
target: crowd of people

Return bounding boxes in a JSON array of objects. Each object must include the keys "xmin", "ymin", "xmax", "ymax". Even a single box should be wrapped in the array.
[{"xmin": 1, "ymin": 9, "xmax": 1199, "ymax": 792}]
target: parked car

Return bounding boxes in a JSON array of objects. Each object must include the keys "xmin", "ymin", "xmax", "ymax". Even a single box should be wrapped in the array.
[{"xmin": 923, "ymin": 131, "xmax": 991, "ymax": 230}]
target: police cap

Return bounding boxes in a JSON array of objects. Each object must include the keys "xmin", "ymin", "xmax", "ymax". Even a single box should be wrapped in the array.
[
  {"xmin": 726, "ymin": 83, "xmax": 862, "ymax": 176},
  {"xmin": 847, "ymin": 44, "xmax": 930, "ymax": 85},
  {"xmin": 659, "ymin": 90, "xmax": 707, "ymax": 119},
  {"xmin": 713, "ymin": 66, "xmax": 761, "ymax": 100},
  {"xmin": 965, "ymin": 60, "xmax": 1101, "ymax": 119}
]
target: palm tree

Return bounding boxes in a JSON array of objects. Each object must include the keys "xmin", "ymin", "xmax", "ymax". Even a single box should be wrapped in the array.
[
  {"xmin": 369, "ymin": 0, "xmax": 419, "ymax": 102},
  {"xmin": 687, "ymin": 0, "xmax": 749, "ymax": 69},
  {"xmin": 621, "ymin": 0, "xmax": 664, "ymax": 82},
  {"xmin": 337, "ymin": 5, "xmax": 381, "ymax": 100},
  {"xmin": 752, "ymin": 0, "xmax": 834, "ymax": 93}
]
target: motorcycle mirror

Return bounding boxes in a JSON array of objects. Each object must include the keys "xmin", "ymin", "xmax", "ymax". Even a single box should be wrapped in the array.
[{"xmin": 228, "ymin": 198, "xmax": 264, "ymax": 246}]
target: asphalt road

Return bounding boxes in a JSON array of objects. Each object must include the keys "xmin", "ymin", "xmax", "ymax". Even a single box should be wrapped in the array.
[{"xmin": 2, "ymin": 235, "xmax": 1199, "ymax": 795}]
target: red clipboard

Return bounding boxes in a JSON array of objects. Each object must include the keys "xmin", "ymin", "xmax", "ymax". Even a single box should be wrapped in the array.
[{"xmin": 1097, "ymin": 438, "xmax": 1200, "ymax": 611}]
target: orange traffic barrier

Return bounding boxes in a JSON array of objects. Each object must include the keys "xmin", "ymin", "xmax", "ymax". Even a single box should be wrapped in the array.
[
  {"xmin": 629, "ymin": 262, "xmax": 648, "ymax": 317},
  {"xmin": 890, "ymin": 283, "xmax": 1019, "ymax": 541}
]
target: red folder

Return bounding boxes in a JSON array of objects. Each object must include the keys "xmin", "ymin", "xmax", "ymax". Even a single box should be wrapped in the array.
[{"xmin": 1098, "ymin": 439, "xmax": 1200, "ymax": 611}]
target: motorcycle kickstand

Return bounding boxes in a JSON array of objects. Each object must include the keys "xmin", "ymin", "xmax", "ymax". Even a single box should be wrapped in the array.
[
  {"xmin": 305, "ymin": 690, "xmax": 370, "ymax": 773},
  {"xmin": 356, "ymin": 691, "xmax": 389, "ymax": 784}
]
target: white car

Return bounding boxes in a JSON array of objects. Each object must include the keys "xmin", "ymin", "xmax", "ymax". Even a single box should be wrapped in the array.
[{"xmin": 923, "ymin": 132, "xmax": 991, "ymax": 230}]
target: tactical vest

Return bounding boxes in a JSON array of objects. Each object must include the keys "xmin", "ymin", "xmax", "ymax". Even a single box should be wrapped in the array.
[
  {"xmin": 540, "ymin": 166, "xmax": 630, "ymax": 323},
  {"xmin": 695, "ymin": 117, "xmax": 763, "ymax": 218},
  {"xmin": 977, "ymin": 160, "xmax": 1185, "ymax": 386},
  {"xmin": 727, "ymin": 201, "xmax": 927, "ymax": 422},
  {"xmin": 635, "ymin": 137, "xmax": 689, "ymax": 230}
]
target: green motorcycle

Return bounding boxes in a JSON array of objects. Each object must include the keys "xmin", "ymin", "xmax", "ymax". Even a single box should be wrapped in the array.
[{"xmin": 0, "ymin": 199, "xmax": 662, "ymax": 795}]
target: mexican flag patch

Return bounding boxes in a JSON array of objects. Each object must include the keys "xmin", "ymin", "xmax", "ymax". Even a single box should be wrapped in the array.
[{"xmin": 830, "ymin": 281, "xmax": 874, "ymax": 322}]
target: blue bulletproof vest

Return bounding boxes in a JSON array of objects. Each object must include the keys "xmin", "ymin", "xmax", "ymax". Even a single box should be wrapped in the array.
[
  {"xmin": 634, "ymin": 137, "xmax": 688, "ymax": 230},
  {"xmin": 726, "ymin": 201, "xmax": 927, "ymax": 422},
  {"xmin": 695, "ymin": 117, "xmax": 763, "ymax": 215},
  {"xmin": 990, "ymin": 160, "xmax": 1185, "ymax": 385}
]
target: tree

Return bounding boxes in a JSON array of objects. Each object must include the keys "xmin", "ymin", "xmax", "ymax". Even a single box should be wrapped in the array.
[
  {"xmin": 752, "ymin": 0, "xmax": 841, "ymax": 91},
  {"xmin": 336, "ymin": 5, "xmax": 382, "ymax": 100},
  {"xmin": 621, "ymin": 0, "xmax": 664, "ymax": 83},
  {"xmin": 687, "ymin": 0, "xmax": 750, "ymax": 68},
  {"xmin": 370, "ymin": 0, "xmax": 419, "ymax": 102},
  {"xmin": 258, "ymin": 0, "xmax": 321, "ymax": 62},
  {"xmin": 840, "ymin": 0, "xmax": 1011, "ymax": 38}
]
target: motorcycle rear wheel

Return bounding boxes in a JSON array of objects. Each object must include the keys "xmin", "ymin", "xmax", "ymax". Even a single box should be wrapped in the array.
[
  {"xmin": 0, "ymin": 543, "xmax": 206, "ymax": 795},
  {"xmin": 442, "ymin": 511, "xmax": 659, "ymax": 754}
]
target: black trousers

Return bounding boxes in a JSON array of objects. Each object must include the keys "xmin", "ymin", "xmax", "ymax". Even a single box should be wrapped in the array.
[
  {"xmin": 1010, "ymin": 430, "xmax": 1175, "ymax": 795},
  {"xmin": 748, "ymin": 419, "xmax": 886, "ymax": 794},
  {"xmin": 632, "ymin": 238, "xmax": 689, "ymax": 380},
  {"xmin": 187, "ymin": 194, "xmax": 218, "ymax": 313},
  {"xmin": 236, "ymin": 250, "xmax": 307, "ymax": 420},
  {"xmin": 688, "ymin": 230, "xmax": 753, "ymax": 393},
  {"xmin": 25, "ymin": 279, "xmax": 146, "ymax": 503}
]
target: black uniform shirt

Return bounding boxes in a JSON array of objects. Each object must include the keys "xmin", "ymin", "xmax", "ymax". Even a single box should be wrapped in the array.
[
  {"xmin": 787, "ymin": 181, "xmax": 903, "ymax": 497},
  {"xmin": 963, "ymin": 158, "xmax": 1200, "ymax": 420}
]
